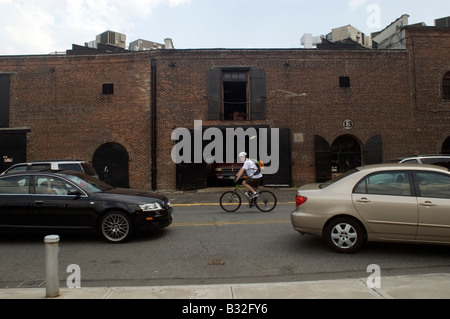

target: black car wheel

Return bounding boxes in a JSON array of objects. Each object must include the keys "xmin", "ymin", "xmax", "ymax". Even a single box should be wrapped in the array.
[
  {"xmin": 325, "ymin": 217, "xmax": 365, "ymax": 253},
  {"xmin": 100, "ymin": 211, "xmax": 134, "ymax": 243}
]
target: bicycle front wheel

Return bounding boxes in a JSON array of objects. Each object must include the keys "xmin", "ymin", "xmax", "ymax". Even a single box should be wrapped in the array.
[
  {"xmin": 220, "ymin": 191, "xmax": 241, "ymax": 212},
  {"xmin": 255, "ymin": 191, "xmax": 277, "ymax": 212}
]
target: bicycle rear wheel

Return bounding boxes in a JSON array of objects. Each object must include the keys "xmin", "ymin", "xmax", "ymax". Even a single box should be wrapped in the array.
[
  {"xmin": 220, "ymin": 191, "xmax": 241, "ymax": 212},
  {"xmin": 255, "ymin": 191, "xmax": 277, "ymax": 212}
]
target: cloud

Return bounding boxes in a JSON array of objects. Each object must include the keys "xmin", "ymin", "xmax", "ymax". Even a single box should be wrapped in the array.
[
  {"xmin": 2, "ymin": 1, "xmax": 58, "ymax": 54},
  {"xmin": 0, "ymin": 0, "xmax": 191, "ymax": 55}
]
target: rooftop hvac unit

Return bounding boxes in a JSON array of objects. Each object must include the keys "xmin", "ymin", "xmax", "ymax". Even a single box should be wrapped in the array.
[
  {"xmin": 435, "ymin": 16, "xmax": 450, "ymax": 28},
  {"xmin": 96, "ymin": 30, "xmax": 126, "ymax": 49}
]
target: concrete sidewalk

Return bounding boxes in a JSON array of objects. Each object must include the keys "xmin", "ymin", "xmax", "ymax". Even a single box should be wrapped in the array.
[{"xmin": 1, "ymin": 273, "xmax": 450, "ymax": 299}]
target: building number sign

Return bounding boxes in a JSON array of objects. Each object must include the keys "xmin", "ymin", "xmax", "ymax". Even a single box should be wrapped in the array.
[{"xmin": 343, "ymin": 119, "xmax": 354, "ymax": 130}]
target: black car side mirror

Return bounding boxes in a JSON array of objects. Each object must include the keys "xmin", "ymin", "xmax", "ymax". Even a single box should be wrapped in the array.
[{"xmin": 68, "ymin": 189, "xmax": 82, "ymax": 198}]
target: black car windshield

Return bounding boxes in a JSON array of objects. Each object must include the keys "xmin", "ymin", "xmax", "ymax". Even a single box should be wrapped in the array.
[
  {"xmin": 319, "ymin": 168, "xmax": 359, "ymax": 189},
  {"xmin": 65, "ymin": 174, "xmax": 113, "ymax": 193}
]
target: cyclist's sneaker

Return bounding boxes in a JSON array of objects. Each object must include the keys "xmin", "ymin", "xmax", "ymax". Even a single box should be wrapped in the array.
[{"xmin": 250, "ymin": 192, "xmax": 260, "ymax": 199}]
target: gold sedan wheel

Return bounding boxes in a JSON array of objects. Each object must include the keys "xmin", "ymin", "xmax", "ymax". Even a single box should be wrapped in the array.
[{"xmin": 325, "ymin": 217, "xmax": 365, "ymax": 253}]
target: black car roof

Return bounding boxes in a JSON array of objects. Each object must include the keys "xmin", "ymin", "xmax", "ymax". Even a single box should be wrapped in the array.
[{"xmin": 0, "ymin": 169, "xmax": 86, "ymax": 177}]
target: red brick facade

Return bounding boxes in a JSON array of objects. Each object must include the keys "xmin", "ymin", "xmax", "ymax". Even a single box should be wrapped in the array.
[
  {"xmin": 0, "ymin": 26, "xmax": 449, "ymax": 190},
  {"xmin": 406, "ymin": 27, "xmax": 450, "ymax": 153}
]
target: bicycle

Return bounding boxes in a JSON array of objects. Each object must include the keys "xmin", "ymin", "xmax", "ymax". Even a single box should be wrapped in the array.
[{"xmin": 219, "ymin": 183, "xmax": 277, "ymax": 212}]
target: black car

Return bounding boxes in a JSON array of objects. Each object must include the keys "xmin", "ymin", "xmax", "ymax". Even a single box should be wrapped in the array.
[{"xmin": 0, "ymin": 171, "xmax": 173, "ymax": 243}]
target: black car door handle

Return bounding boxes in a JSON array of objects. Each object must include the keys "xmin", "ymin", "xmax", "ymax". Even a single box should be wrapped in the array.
[{"xmin": 34, "ymin": 200, "xmax": 44, "ymax": 205}]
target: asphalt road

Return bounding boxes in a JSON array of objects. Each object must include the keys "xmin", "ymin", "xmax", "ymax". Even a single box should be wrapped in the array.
[{"xmin": 1, "ymin": 188, "xmax": 450, "ymax": 289}]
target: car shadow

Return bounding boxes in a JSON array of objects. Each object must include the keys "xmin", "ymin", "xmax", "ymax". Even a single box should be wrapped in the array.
[
  {"xmin": 0, "ymin": 228, "xmax": 172, "ymax": 244},
  {"xmin": 287, "ymin": 232, "xmax": 450, "ymax": 257},
  {"xmin": 134, "ymin": 228, "xmax": 171, "ymax": 242},
  {"xmin": 363, "ymin": 241, "xmax": 450, "ymax": 256},
  {"xmin": 0, "ymin": 230, "xmax": 98, "ymax": 244}
]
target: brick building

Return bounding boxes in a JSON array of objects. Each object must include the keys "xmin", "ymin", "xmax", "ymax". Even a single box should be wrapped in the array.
[{"xmin": 0, "ymin": 25, "xmax": 449, "ymax": 190}]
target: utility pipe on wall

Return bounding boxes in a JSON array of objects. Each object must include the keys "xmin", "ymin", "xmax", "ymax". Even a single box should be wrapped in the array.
[{"xmin": 151, "ymin": 59, "xmax": 157, "ymax": 190}]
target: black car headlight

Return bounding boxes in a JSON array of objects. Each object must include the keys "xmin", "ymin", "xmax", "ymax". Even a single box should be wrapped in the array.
[{"xmin": 139, "ymin": 203, "xmax": 163, "ymax": 212}]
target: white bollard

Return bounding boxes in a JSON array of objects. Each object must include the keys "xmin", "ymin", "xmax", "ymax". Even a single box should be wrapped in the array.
[{"xmin": 44, "ymin": 235, "xmax": 60, "ymax": 298}]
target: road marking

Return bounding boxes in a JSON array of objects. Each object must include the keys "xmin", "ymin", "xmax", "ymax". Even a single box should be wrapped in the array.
[
  {"xmin": 172, "ymin": 202, "xmax": 295, "ymax": 207},
  {"xmin": 172, "ymin": 219, "xmax": 290, "ymax": 227}
]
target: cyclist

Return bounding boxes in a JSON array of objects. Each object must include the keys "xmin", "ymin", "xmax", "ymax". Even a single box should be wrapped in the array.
[{"xmin": 235, "ymin": 152, "xmax": 263, "ymax": 199}]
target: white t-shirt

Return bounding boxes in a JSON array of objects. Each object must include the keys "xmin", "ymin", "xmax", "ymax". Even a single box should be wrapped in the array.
[{"xmin": 243, "ymin": 159, "xmax": 263, "ymax": 179}]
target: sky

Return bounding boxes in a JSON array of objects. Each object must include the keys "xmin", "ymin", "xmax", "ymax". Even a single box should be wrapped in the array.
[{"xmin": 0, "ymin": 0, "xmax": 448, "ymax": 55}]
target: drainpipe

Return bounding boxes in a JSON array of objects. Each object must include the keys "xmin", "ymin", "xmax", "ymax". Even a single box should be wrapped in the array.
[{"xmin": 151, "ymin": 59, "xmax": 157, "ymax": 190}]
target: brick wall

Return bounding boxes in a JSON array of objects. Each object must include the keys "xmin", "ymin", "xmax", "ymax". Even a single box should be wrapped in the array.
[
  {"xmin": 0, "ymin": 53, "xmax": 154, "ymax": 189},
  {"xmin": 154, "ymin": 48, "xmax": 412, "ymax": 187},
  {"xmin": 406, "ymin": 27, "xmax": 450, "ymax": 154},
  {"xmin": 0, "ymin": 26, "xmax": 449, "ymax": 190}
]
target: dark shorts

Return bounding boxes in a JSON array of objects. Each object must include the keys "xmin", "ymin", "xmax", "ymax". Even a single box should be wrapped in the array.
[{"xmin": 244, "ymin": 177, "xmax": 262, "ymax": 189}]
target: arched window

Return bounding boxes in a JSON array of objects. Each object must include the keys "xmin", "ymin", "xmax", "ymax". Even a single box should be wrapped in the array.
[
  {"xmin": 442, "ymin": 137, "xmax": 450, "ymax": 154},
  {"xmin": 443, "ymin": 72, "xmax": 450, "ymax": 100}
]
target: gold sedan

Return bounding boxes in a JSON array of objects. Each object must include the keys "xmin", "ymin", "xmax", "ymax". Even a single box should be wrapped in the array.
[{"xmin": 291, "ymin": 164, "xmax": 450, "ymax": 253}]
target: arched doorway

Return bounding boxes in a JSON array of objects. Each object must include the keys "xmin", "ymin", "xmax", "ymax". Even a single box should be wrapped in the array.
[
  {"xmin": 331, "ymin": 135, "xmax": 362, "ymax": 175},
  {"xmin": 315, "ymin": 134, "xmax": 381, "ymax": 182},
  {"xmin": 93, "ymin": 142, "xmax": 129, "ymax": 188},
  {"xmin": 442, "ymin": 137, "xmax": 450, "ymax": 154}
]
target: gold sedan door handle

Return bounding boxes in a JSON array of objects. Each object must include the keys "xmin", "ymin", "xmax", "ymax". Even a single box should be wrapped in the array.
[
  {"xmin": 419, "ymin": 201, "xmax": 436, "ymax": 207},
  {"xmin": 356, "ymin": 197, "xmax": 371, "ymax": 203}
]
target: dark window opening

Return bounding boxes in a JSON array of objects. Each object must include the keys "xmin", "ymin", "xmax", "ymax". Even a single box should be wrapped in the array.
[
  {"xmin": 223, "ymin": 72, "xmax": 248, "ymax": 121},
  {"xmin": 102, "ymin": 83, "xmax": 114, "ymax": 95},
  {"xmin": 223, "ymin": 81, "xmax": 248, "ymax": 120},
  {"xmin": 206, "ymin": 68, "xmax": 266, "ymax": 121},
  {"xmin": 443, "ymin": 72, "xmax": 450, "ymax": 100},
  {"xmin": 0, "ymin": 74, "xmax": 11, "ymax": 128},
  {"xmin": 339, "ymin": 76, "xmax": 351, "ymax": 88}
]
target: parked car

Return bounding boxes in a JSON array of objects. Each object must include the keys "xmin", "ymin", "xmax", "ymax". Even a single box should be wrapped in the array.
[
  {"xmin": 1, "ymin": 160, "xmax": 98, "ymax": 177},
  {"xmin": 213, "ymin": 162, "xmax": 250, "ymax": 186},
  {"xmin": 0, "ymin": 170, "xmax": 173, "ymax": 243},
  {"xmin": 215, "ymin": 162, "xmax": 245, "ymax": 181},
  {"xmin": 291, "ymin": 163, "xmax": 450, "ymax": 253},
  {"xmin": 389, "ymin": 154, "xmax": 450, "ymax": 169}
]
